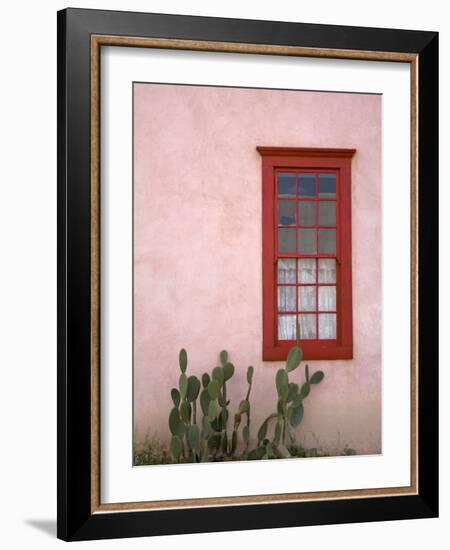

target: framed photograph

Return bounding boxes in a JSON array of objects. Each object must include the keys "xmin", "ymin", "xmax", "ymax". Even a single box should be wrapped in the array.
[{"xmin": 57, "ymin": 8, "xmax": 438, "ymax": 541}]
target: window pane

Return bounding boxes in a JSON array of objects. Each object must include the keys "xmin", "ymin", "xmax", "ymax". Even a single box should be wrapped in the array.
[
  {"xmin": 278, "ymin": 259, "xmax": 296, "ymax": 283},
  {"xmin": 318, "ymin": 286, "xmax": 336, "ymax": 311},
  {"xmin": 278, "ymin": 228, "xmax": 296, "ymax": 253},
  {"xmin": 298, "ymin": 258, "xmax": 316, "ymax": 283},
  {"xmin": 318, "ymin": 174, "xmax": 336, "ymax": 197},
  {"xmin": 278, "ymin": 286, "xmax": 296, "ymax": 312},
  {"xmin": 298, "ymin": 201, "xmax": 316, "ymax": 226},
  {"xmin": 319, "ymin": 313, "xmax": 336, "ymax": 339},
  {"xmin": 299, "ymin": 286, "xmax": 316, "ymax": 312},
  {"xmin": 278, "ymin": 173, "xmax": 296, "ymax": 197},
  {"xmin": 278, "ymin": 200, "xmax": 296, "ymax": 226},
  {"xmin": 298, "ymin": 174, "xmax": 316, "ymax": 197},
  {"xmin": 318, "ymin": 201, "xmax": 336, "ymax": 226},
  {"xmin": 278, "ymin": 314, "xmax": 296, "ymax": 340},
  {"xmin": 318, "ymin": 259, "xmax": 336, "ymax": 283},
  {"xmin": 318, "ymin": 228, "xmax": 336, "ymax": 254},
  {"xmin": 298, "ymin": 228, "xmax": 316, "ymax": 254},
  {"xmin": 299, "ymin": 314, "xmax": 316, "ymax": 339}
]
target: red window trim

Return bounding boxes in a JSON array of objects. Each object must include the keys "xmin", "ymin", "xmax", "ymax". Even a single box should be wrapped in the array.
[{"xmin": 257, "ymin": 147, "xmax": 356, "ymax": 361}]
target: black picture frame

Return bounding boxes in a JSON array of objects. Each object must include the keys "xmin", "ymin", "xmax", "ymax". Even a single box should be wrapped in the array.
[{"xmin": 57, "ymin": 7, "xmax": 438, "ymax": 541}]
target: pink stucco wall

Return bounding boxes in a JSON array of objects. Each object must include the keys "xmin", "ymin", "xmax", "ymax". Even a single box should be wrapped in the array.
[{"xmin": 133, "ymin": 83, "xmax": 381, "ymax": 456}]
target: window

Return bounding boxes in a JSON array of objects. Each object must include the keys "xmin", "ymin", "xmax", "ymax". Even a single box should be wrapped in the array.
[{"xmin": 257, "ymin": 147, "xmax": 355, "ymax": 361}]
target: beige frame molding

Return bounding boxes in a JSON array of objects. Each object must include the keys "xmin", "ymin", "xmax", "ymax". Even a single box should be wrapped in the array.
[{"xmin": 90, "ymin": 35, "xmax": 418, "ymax": 514}]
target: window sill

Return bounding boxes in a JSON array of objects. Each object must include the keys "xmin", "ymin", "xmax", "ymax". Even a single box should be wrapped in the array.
[{"xmin": 263, "ymin": 342, "xmax": 353, "ymax": 361}]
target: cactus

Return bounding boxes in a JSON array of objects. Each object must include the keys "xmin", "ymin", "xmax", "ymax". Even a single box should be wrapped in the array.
[
  {"xmin": 207, "ymin": 379, "xmax": 220, "ymax": 400},
  {"xmin": 200, "ymin": 388, "xmax": 210, "ymax": 416},
  {"xmin": 214, "ymin": 353, "xmax": 235, "ymax": 456},
  {"xmin": 223, "ymin": 362, "xmax": 234, "ymax": 382},
  {"xmin": 285, "ymin": 345, "xmax": 302, "ymax": 372},
  {"xmin": 179, "ymin": 373, "xmax": 188, "ymax": 400},
  {"xmin": 169, "ymin": 407, "xmax": 185, "ymax": 438},
  {"xmin": 186, "ymin": 375, "xmax": 200, "ymax": 424},
  {"xmin": 310, "ymin": 371, "xmax": 325, "ymax": 384},
  {"xmin": 171, "ymin": 388, "xmax": 181, "ymax": 408},
  {"xmin": 253, "ymin": 346, "xmax": 325, "ymax": 457},
  {"xmin": 201, "ymin": 373, "xmax": 210, "ymax": 388},
  {"xmin": 187, "ymin": 425, "xmax": 200, "ymax": 450},
  {"xmin": 170, "ymin": 435, "xmax": 182, "ymax": 462},
  {"xmin": 179, "ymin": 399, "xmax": 191, "ymax": 423},
  {"xmin": 207, "ymin": 400, "xmax": 217, "ymax": 420},
  {"xmin": 187, "ymin": 376, "xmax": 201, "ymax": 402},
  {"xmin": 167, "ymin": 345, "xmax": 323, "ymax": 463},
  {"xmin": 243, "ymin": 366, "xmax": 254, "ymax": 454},
  {"xmin": 179, "ymin": 348, "xmax": 187, "ymax": 373},
  {"xmin": 168, "ymin": 348, "xmax": 251, "ymax": 462}
]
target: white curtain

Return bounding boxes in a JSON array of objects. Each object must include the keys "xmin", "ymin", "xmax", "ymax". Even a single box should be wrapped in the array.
[
  {"xmin": 319, "ymin": 314, "xmax": 336, "ymax": 339},
  {"xmin": 277, "ymin": 286, "xmax": 296, "ymax": 312},
  {"xmin": 277, "ymin": 259, "xmax": 296, "ymax": 283},
  {"xmin": 299, "ymin": 286, "xmax": 316, "ymax": 311},
  {"xmin": 278, "ymin": 314, "xmax": 296, "ymax": 340},
  {"xmin": 299, "ymin": 314, "xmax": 316, "ymax": 339},
  {"xmin": 277, "ymin": 259, "xmax": 337, "ymax": 340},
  {"xmin": 318, "ymin": 258, "xmax": 336, "ymax": 283},
  {"xmin": 318, "ymin": 286, "xmax": 336, "ymax": 311},
  {"xmin": 298, "ymin": 258, "xmax": 316, "ymax": 283}
]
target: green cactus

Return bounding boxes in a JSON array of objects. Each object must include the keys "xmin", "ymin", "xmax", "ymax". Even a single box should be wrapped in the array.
[
  {"xmin": 186, "ymin": 376, "xmax": 200, "ymax": 402},
  {"xmin": 186, "ymin": 375, "xmax": 200, "ymax": 424},
  {"xmin": 201, "ymin": 373, "xmax": 210, "ymax": 388},
  {"xmin": 170, "ymin": 435, "xmax": 182, "ymax": 462},
  {"xmin": 179, "ymin": 348, "xmax": 187, "ymax": 373},
  {"xmin": 231, "ymin": 429, "xmax": 238, "ymax": 454},
  {"xmin": 169, "ymin": 407, "xmax": 185, "ymax": 438},
  {"xmin": 187, "ymin": 424, "xmax": 200, "ymax": 449},
  {"xmin": 208, "ymin": 433, "xmax": 221, "ymax": 455},
  {"xmin": 286, "ymin": 345, "xmax": 302, "ymax": 372},
  {"xmin": 171, "ymin": 388, "xmax": 181, "ymax": 408},
  {"xmin": 254, "ymin": 347, "xmax": 325, "ymax": 458},
  {"xmin": 243, "ymin": 366, "xmax": 254, "ymax": 454},
  {"xmin": 201, "ymin": 415, "xmax": 212, "ymax": 437},
  {"xmin": 247, "ymin": 366, "xmax": 254, "ymax": 385},
  {"xmin": 310, "ymin": 371, "xmax": 325, "ymax": 384},
  {"xmin": 276, "ymin": 369, "xmax": 289, "ymax": 400},
  {"xmin": 288, "ymin": 402, "xmax": 304, "ymax": 427},
  {"xmin": 223, "ymin": 362, "xmax": 235, "ymax": 382},
  {"xmin": 180, "ymin": 399, "xmax": 191, "ymax": 423},
  {"xmin": 299, "ymin": 381, "xmax": 310, "ymax": 399},
  {"xmin": 273, "ymin": 421, "xmax": 282, "ymax": 446},
  {"xmin": 287, "ymin": 383, "xmax": 298, "ymax": 402},
  {"xmin": 247, "ymin": 446, "xmax": 266, "ymax": 460},
  {"xmin": 186, "ymin": 425, "xmax": 200, "ymax": 461},
  {"xmin": 242, "ymin": 425, "xmax": 249, "ymax": 449},
  {"xmin": 219, "ymin": 350, "xmax": 228, "ymax": 366},
  {"xmin": 168, "ymin": 345, "xmax": 323, "ymax": 464},
  {"xmin": 220, "ymin": 430, "xmax": 227, "ymax": 454},
  {"xmin": 238, "ymin": 400, "xmax": 250, "ymax": 414},
  {"xmin": 207, "ymin": 379, "xmax": 220, "ymax": 400},
  {"xmin": 212, "ymin": 366, "xmax": 224, "ymax": 387},
  {"xmin": 200, "ymin": 439, "xmax": 209, "ymax": 462},
  {"xmin": 207, "ymin": 400, "xmax": 217, "ymax": 420},
  {"xmin": 200, "ymin": 388, "xmax": 210, "ymax": 416},
  {"xmin": 179, "ymin": 373, "xmax": 188, "ymax": 400}
]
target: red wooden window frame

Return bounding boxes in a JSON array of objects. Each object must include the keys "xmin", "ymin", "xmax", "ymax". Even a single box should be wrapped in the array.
[{"xmin": 257, "ymin": 147, "xmax": 356, "ymax": 361}]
